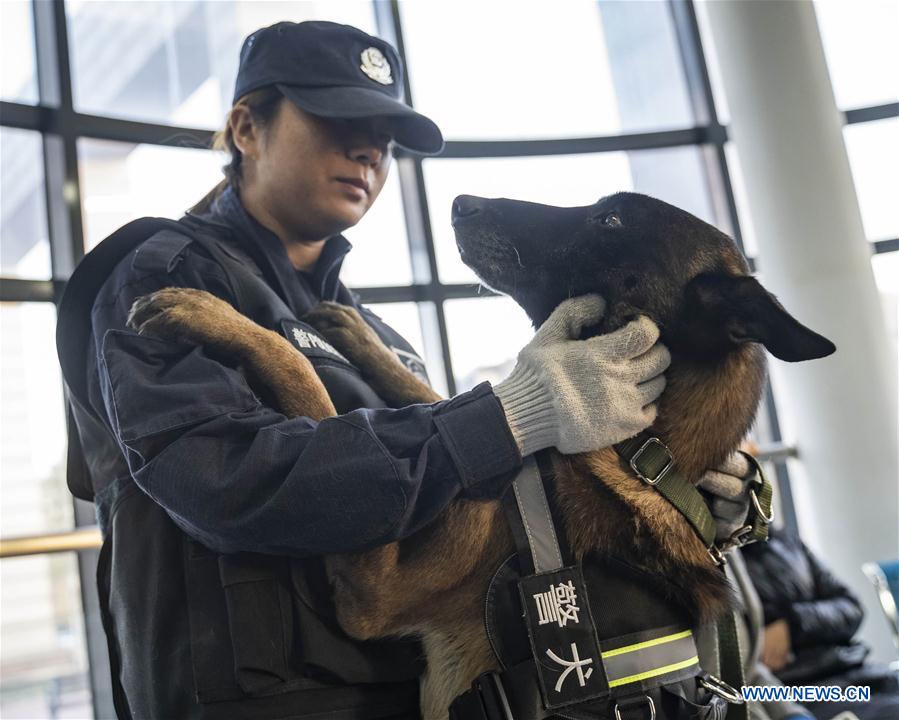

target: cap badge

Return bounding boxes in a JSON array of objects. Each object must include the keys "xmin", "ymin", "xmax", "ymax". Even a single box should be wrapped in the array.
[{"xmin": 360, "ymin": 47, "xmax": 393, "ymax": 85}]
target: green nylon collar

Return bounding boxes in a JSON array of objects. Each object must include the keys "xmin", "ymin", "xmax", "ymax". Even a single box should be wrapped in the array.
[
  {"xmin": 615, "ymin": 433, "xmax": 719, "ymax": 553},
  {"xmin": 613, "ymin": 433, "xmax": 774, "ymax": 561}
]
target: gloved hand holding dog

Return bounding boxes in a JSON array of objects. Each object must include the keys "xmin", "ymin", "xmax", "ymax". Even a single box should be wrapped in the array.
[
  {"xmin": 494, "ymin": 294, "xmax": 670, "ymax": 457},
  {"xmin": 697, "ymin": 451, "xmax": 757, "ymax": 542},
  {"xmin": 493, "ymin": 293, "xmax": 762, "ymax": 542}
]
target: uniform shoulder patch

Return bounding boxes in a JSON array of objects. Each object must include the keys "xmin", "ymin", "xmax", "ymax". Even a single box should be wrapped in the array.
[{"xmin": 131, "ymin": 229, "xmax": 196, "ymax": 274}]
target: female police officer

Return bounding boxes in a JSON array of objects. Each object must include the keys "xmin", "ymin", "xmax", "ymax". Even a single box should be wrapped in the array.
[{"xmin": 62, "ymin": 20, "xmax": 758, "ymax": 720}]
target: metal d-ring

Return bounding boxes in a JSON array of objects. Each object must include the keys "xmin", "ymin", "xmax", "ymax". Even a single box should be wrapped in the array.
[
  {"xmin": 700, "ymin": 674, "xmax": 744, "ymax": 703},
  {"xmin": 749, "ymin": 488, "xmax": 774, "ymax": 524},
  {"xmin": 614, "ymin": 695, "xmax": 656, "ymax": 720}
]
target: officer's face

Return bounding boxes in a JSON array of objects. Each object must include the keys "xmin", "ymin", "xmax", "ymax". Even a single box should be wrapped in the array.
[{"xmin": 245, "ymin": 100, "xmax": 393, "ymax": 240}]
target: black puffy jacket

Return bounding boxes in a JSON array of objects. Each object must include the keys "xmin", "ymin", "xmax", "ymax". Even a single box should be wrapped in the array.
[{"xmin": 742, "ymin": 527, "xmax": 867, "ymax": 682}]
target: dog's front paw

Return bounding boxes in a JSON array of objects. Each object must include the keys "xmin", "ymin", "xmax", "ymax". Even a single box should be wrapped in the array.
[
  {"xmin": 303, "ymin": 302, "xmax": 384, "ymax": 361},
  {"xmin": 127, "ymin": 287, "xmax": 238, "ymax": 345}
]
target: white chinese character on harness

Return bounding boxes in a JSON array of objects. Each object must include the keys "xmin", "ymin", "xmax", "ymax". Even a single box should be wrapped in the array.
[
  {"xmin": 546, "ymin": 642, "xmax": 594, "ymax": 692},
  {"xmin": 533, "ymin": 580, "xmax": 580, "ymax": 627}
]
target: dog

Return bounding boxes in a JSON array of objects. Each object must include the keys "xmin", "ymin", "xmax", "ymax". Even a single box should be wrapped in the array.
[{"xmin": 127, "ymin": 191, "xmax": 835, "ymax": 718}]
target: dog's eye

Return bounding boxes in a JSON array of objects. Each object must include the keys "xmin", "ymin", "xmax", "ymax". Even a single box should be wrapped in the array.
[
  {"xmin": 600, "ymin": 212, "xmax": 622, "ymax": 228},
  {"xmin": 588, "ymin": 210, "xmax": 623, "ymax": 228}
]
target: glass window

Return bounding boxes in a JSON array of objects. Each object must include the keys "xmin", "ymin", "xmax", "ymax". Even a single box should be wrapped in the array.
[
  {"xmin": 341, "ymin": 170, "xmax": 413, "ymax": 288},
  {"xmin": 843, "ymin": 119, "xmax": 899, "ymax": 242},
  {"xmin": 400, "ymin": 0, "xmax": 694, "ymax": 140},
  {"xmin": 0, "ymin": 303, "xmax": 72, "ymax": 537},
  {"xmin": 78, "ymin": 139, "xmax": 414, "ymax": 285},
  {"xmin": 0, "ymin": 0, "xmax": 38, "ymax": 104},
  {"xmin": 65, "ymin": 0, "xmax": 377, "ymax": 128},
  {"xmin": 1, "ymin": 128, "xmax": 51, "ymax": 280},
  {"xmin": 692, "ymin": 0, "xmax": 730, "ymax": 124},
  {"xmin": 814, "ymin": 0, "xmax": 899, "ymax": 111},
  {"xmin": 359, "ymin": 301, "xmax": 450, "ymax": 397},
  {"xmin": 444, "ymin": 296, "xmax": 534, "ymax": 392},
  {"xmin": 0, "ymin": 553, "xmax": 92, "ymax": 720},
  {"xmin": 78, "ymin": 139, "xmax": 225, "ymax": 251},
  {"xmin": 724, "ymin": 142, "xmax": 758, "ymax": 258},
  {"xmin": 363, "ymin": 301, "xmax": 426, "ymax": 363},
  {"xmin": 424, "ymin": 147, "xmax": 718, "ymax": 283}
]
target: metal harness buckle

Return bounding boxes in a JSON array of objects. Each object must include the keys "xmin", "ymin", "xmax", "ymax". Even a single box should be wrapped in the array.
[
  {"xmin": 629, "ymin": 438, "xmax": 674, "ymax": 486},
  {"xmin": 700, "ymin": 674, "xmax": 744, "ymax": 704},
  {"xmin": 720, "ymin": 524, "xmax": 754, "ymax": 552},
  {"xmin": 614, "ymin": 695, "xmax": 657, "ymax": 720}
]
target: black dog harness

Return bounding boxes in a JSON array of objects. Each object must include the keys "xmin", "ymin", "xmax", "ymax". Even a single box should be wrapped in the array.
[{"xmin": 450, "ymin": 442, "xmax": 773, "ymax": 720}]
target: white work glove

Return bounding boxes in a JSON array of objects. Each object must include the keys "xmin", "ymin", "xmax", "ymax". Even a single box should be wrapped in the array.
[
  {"xmin": 493, "ymin": 294, "xmax": 670, "ymax": 457},
  {"xmin": 697, "ymin": 451, "xmax": 756, "ymax": 542}
]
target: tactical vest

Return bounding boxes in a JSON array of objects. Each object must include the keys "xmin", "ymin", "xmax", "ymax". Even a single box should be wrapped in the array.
[{"xmin": 57, "ymin": 216, "xmax": 427, "ymax": 718}]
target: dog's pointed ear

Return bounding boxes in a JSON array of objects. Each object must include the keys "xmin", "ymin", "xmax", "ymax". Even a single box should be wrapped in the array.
[{"xmin": 685, "ymin": 274, "xmax": 836, "ymax": 362}]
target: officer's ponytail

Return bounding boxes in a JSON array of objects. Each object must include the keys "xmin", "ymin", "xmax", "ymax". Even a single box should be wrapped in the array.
[{"xmin": 190, "ymin": 86, "xmax": 284, "ymax": 214}]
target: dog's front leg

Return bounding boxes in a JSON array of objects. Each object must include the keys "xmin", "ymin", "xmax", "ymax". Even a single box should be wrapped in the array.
[
  {"xmin": 128, "ymin": 290, "xmax": 481, "ymax": 611},
  {"xmin": 304, "ymin": 302, "xmax": 442, "ymax": 407},
  {"xmin": 128, "ymin": 287, "xmax": 336, "ymax": 420},
  {"xmin": 129, "ymin": 288, "xmax": 502, "ymax": 718}
]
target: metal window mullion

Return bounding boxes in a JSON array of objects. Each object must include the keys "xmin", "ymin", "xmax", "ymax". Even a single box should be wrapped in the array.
[
  {"xmin": 430, "ymin": 127, "xmax": 711, "ymax": 158},
  {"xmin": 0, "ymin": 278, "xmax": 56, "ymax": 302},
  {"xmin": 375, "ymin": 0, "xmax": 457, "ymax": 395},
  {"xmin": 68, "ymin": 111, "xmax": 214, "ymax": 147},
  {"xmin": 703, "ymin": 139, "xmax": 744, "ymax": 248},
  {"xmin": 72, "ymin": 510, "xmax": 115, "ymax": 718},
  {"xmin": 0, "ymin": 100, "xmax": 47, "ymax": 130},
  {"xmin": 0, "ymin": 100, "xmax": 216, "ymax": 147},
  {"xmin": 3, "ymin": 102, "xmax": 721, "ymax": 157},
  {"xmin": 844, "ymin": 102, "xmax": 899, "ymax": 125},
  {"xmin": 669, "ymin": 0, "xmax": 743, "ymax": 250},
  {"xmin": 399, "ymin": 158, "xmax": 457, "ymax": 394},
  {"xmin": 33, "ymin": 2, "xmax": 115, "ymax": 718},
  {"xmin": 762, "ymin": 382, "xmax": 799, "ymax": 529},
  {"xmin": 33, "ymin": 0, "xmax": 82, "ymax": 278}
]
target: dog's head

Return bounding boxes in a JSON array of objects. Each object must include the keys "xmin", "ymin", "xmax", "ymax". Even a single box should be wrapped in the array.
[{"xmin": 452, "ymin": 192, "xmax": 834, "ymax": 363}]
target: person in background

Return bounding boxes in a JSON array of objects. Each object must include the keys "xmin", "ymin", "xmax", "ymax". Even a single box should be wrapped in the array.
[
  {"xmin": 742, "ymin": 525, "xmax": 899, "ymax": 720},
  {"xmin": 700, "ymin": 470, "xmax": 813, "ymax": 720}
]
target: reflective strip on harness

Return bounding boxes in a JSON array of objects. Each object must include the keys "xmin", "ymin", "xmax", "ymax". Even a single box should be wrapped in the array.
[
  {"xmin": 512, "ymin": 456, "xmax": 564, "ymax": 574},
  {"xmin": 601, "ymin": 628, "xmax": 700, "ymax": 689}
]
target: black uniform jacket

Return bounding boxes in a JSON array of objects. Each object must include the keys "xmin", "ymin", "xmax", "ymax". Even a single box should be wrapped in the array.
[{"xmin": 79, "ymin": 184, "xmax": 522, "ymax": 719}]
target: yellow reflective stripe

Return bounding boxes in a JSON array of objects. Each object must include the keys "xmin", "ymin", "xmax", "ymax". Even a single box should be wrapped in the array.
[
  {"xmin": 602, "ymin": 629, "xmax": 693, "ymax": 659},
  {"xmin": 607, "ymin": 655, "xmax": 700, "ymax": 688}
]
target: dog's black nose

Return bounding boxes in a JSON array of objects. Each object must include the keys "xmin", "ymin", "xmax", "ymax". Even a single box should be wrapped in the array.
[{"xmin": 452, "ymin": 195, "xmax": 485, "ymax": 221}]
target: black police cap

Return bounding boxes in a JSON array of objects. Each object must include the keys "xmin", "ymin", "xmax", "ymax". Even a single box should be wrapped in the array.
[{"xmin": 233, "ymin": 20, "xmax": 444, "ymax": 155}]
